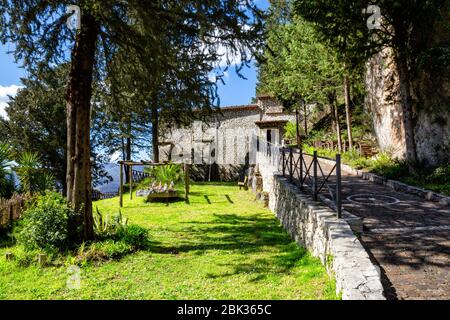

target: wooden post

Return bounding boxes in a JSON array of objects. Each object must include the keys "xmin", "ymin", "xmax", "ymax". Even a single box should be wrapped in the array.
[
  {"xmin": 5, "ymin": 252, "xmax": 14, "ymax": 261},
  {"xmin": 119, "ymin": 163, "xmax": 123, "ymax": 208},
  {"xmin": 37, "ymin": 253, "xmax": 46, "ymax": 267},
  {"xmin": 129, "ymin": 164, "xmax": 133, "ymax": 200},
  {"xmin": 184, "ymin": 163, "xmax": 190, "ymax": 203}
]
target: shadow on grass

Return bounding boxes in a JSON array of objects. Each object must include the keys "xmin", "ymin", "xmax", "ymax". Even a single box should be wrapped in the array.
[
  {"xmin": 0, "ymin": 226, "xmax": 15, "ymax": 249},
  {"xmin": 225, "ymin": 195, "xmax": 234, "ymax": 204},
  {"xmin": 146, "ymin": 214, "xmax": 316, "ymax": 279}
]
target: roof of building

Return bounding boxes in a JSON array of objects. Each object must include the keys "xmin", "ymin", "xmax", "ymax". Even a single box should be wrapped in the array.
[
  {"xmin": 256, "ymin": 94, "xmax": 274, "ymax": 100},
  {"xmin": 254, "ymin": 120, "xmax": 289, "ymax": 128},
  {"xmin": 220, "ymin": 104, "xmax": 259, "ymax": 111},
  {"xmin": 193, "ymin": 104, "xmax": 259, "ymax": 113}
]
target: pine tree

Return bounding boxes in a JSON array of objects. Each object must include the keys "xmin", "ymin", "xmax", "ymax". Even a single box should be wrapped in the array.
[{"xmin": 0, "ymin": 1, "xmax": 264, "ymax": 241}]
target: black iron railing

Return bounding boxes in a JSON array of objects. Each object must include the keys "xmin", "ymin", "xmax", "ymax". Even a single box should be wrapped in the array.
[
  {"xmin": 280, "ymin": 147, "xmax": 342, "ymax": 218},
  {"xmin": 92, "ymin": 190, "xmax": 119, "ymax": 201},
  {"xmin": 131, "ymin": 169, "xmax": 151, "ymax": 183}
]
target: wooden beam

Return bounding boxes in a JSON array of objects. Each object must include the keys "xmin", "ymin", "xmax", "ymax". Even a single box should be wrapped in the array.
[
  {"xmin": 129, "ymin": 164, "xmax": 133, "ymax": 200},
  {"xmin": 184, "ymin": 163, "xmax": 190, "ymax": 203},
  {"xmin": 118, "ymin": 160, "xmax": 171, "ymax": 166},
  {"xmin": 119, "ymin": 163, "xmax": 123, "ymax": 208}
]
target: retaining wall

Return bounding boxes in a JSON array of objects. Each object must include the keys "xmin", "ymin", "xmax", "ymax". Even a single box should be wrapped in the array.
[{"xmin": 255, "ymin": 151, "xmax": 385, "ymax": 299}]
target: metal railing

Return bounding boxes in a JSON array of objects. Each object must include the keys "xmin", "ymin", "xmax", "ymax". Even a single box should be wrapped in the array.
[
  {"xmin": 279, "ymin": 147, "xmax": 342, "ymax": 218},
  {"xmin": 131, "ymin": 169, "xmax": 151, "ymax": 183},
  {"xmin": 92, "ymin": 190, "xmax": 119, "ymax": 201}
]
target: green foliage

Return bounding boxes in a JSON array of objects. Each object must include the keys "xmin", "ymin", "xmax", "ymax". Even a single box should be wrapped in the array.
[
  {"xmin": 76, "ymin": 240, "xmax": 134, "ymax": 262},
  {"xmin": 284, "ymin": 121, "xmax": 300, "ymax": 141},
  {"xmin": 0, "ymin": 183, "xmax": 337, "ymax": 299},
  {"xmin": 145, "ymin": 164, "xmax": 183, "ymax": 185},
  {"xmin": 429, "ymin": 164, "xmax": 450, "ymax": 184},
  {"xmin": 259, "ymin": 15, "xmax": 344, "ymax": 105},
  {"xmin": 15, "ymin": 152, "xmax": 54, "ymax": 194},
  {"xmin": 0, "ymin": 143, "xmax": 15, "ymax": 198},
  {"xmin": 16, "ymin": 192, "xmax": 74, "ymax": 251},
  {"xmin": 370, "ymin": 153, "xmax": 409, "ymax": 180},
  {"xmin": 0, "ymin": 64, "xmax": 112, "ymax": 190},
  {"xmin": 116, "ymin": 225, "xmax": 149, "ymax": 250},
  {"xmin": 93, "ymin": 207, "xmax": 128, "ymax": 238}
]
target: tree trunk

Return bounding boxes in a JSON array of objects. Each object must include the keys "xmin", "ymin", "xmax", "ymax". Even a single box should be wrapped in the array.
[
  {"xmin": 123, "ymin": 119, "xmax": 132, "ymax": 184},
  {"xmin": 344, "ymin": 72, "xmax": 353, "ymax": 150},
  {"xmin": 151, "ymin": 101, "xmax": 159, "ymax": 163},
  {"xmin": 66, "ymin": 13, "xmax": 99, "ymax": 242},
  {"xmin": 329, "ymin": 91, "xmax": 342, "ymax": 153},
  {"xmin": 395, "ymin": 52, "xmax": 418, "ymax": 166}
]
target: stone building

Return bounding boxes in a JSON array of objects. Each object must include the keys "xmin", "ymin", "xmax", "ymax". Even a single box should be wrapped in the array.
[{"xmin": 159, "ymin": 95, "xmax": 296, "ymax": 180}]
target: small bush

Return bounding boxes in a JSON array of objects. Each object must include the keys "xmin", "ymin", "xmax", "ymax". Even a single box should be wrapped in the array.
[
  {"xmin": 16, "ymin": 191, "xmax": 74, "ymax": 251},
  {"xmin": 76, "ymin": 240, "xmax": 134, "ymax": 262},
  {"xmin": 93, "ymin": 207, "xmax": 128, "ymax": 238},
  {"xmin": 430, "ymin": 164, "xmax": 450, "ymax": 184},
  {"xmin": 144, "ymin": 164, "xmax": 183, "ymax": 184},
  {"xmin": 370, "ymin": 153, "xmax": 408, "ymax": 179},
  {"xmin": 116, "ymin": 225, "xmax": 149, "ymax": 249}
]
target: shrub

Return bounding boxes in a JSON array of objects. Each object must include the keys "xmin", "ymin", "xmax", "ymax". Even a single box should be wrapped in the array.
[
  {"xmin": 145, "ymin": 164, "xmax": 182, "ymax": 184},
  {"xmin": 16, "ymin": 191, "xmax": 74, "ymax": 251},
  {"xmin": 76, "ymin": 240, "xmax": 134, "ymax": 262},
  {"xmin": 430, "ymin": 164, "xmax": 450, "ymax": 184},
  {"xmin": 15, "ymin": 152, "xmax": 55, "ymax": 194},
  {"xmin": 116, "ymin": 225, "xmax": 149, "ymax": 249},
  {"xmin": 93, "ymin": 207, "xmax": 128, "ymax": 238},
  {"xmin": 370, "ymin": 153, "xmax": 408, "ymax": 179},
  {"xmin": 0, "ymin": 143, "xmax": 16, "ymax": 198}
]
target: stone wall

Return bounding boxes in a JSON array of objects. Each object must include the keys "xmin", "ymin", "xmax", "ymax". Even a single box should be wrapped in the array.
[
  {"xmin": 159, "ymin": 107, "xmax": 260, "ymax": 171},
  {"xmin": 270, "ymin": 176, "xmax": 385, "ymax": 300},
  {"xmin": 159, "ymin": 98, "xmax": 296, "ymax": 181},
  {"xmin": 256, "ymin": 151, "xmax": 385, "ymax": 300}
]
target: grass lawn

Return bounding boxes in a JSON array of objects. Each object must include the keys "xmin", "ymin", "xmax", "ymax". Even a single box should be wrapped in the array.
[{"xmin": 0, "ymin": 183, "xmax": 337, "ymax": 300}]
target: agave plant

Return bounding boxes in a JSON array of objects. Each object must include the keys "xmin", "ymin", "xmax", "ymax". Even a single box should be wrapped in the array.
[
  {"xmin": 153, "ymin": 164, "xmax": 182, "ymax": 185},
  {"xmin": 15, "ymin": 151, "xmax": 54, "ymax": 194},
  {"xmin": 94, "ymin": 207, "xmax": 128, "ymax": 236}
]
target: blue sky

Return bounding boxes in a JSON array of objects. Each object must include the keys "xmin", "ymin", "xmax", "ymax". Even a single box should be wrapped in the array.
[{"xmin": 0, "ymin": 0, "xmax": 269, "ymax": 118}]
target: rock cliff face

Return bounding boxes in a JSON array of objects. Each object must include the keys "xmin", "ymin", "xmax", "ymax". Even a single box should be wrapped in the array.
[
  {"xmin": 365, "ymin": 47, "xmax": 407, "ymax": 159},
  {"xmin": 365, "ymin": 37, "xmax": 450, "ymax": 167}
]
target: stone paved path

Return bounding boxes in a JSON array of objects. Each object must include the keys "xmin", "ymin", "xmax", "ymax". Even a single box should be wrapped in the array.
[{"xmin": 297, "ymin": 155, "xmax": 450, "ymax": 300}]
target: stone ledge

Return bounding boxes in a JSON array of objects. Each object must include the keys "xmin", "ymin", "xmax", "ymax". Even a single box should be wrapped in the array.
[{"xmin": 269, "ymin": 175, "xmax": 385, "ymax": 300}]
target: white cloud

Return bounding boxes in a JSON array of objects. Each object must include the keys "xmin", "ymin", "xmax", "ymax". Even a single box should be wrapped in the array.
[{"xmin": 0, "ymin": 84, "xmax": 22, "ymax": 119}]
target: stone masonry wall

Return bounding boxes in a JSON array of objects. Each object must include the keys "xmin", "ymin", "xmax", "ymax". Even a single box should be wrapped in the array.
[
  {"xmin": 256, "ymin": 151, "xmax": 385, "ymax": 300},
  {"xmin": 159, "ymin": 99, "xmax": 296, "ymax": 181}
]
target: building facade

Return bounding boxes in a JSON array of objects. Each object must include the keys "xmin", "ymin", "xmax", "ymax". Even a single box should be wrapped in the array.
[{"xmin": 159, "ymin": 96, "xmax": 296, "ymax": 181}]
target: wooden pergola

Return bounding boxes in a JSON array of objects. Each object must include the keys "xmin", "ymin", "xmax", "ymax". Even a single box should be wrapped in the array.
[{"xmin": 118, "ymin": 160, "xmax": 191, "ymax": 207}]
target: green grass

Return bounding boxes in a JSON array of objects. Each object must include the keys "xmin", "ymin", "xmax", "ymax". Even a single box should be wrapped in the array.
[{"xmin": 0, "ymin": 183, "xmax": 337, "ymax": 300}]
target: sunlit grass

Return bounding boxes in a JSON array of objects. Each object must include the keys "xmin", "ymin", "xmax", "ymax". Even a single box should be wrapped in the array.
[{"xmin": 0, "ymin": 183, "xmax": 337, "ymax": 300}]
